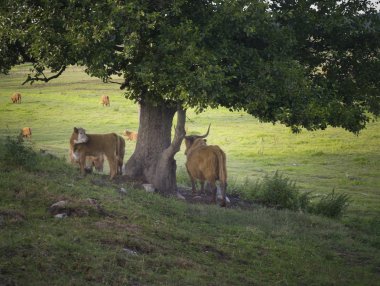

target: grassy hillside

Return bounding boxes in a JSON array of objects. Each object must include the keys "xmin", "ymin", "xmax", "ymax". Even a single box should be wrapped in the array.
[
  {"xmin": 0, "ymin": 142, "xmax": 379, "ymax": 285},
  {"xmin": 0, "ymin": 64, "xmax": 379, "ymax": 284}
]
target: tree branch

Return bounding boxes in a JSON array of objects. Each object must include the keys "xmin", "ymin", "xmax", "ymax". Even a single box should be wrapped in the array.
[
  {"xmin": 163, "ymin": 107, "xmax": 186, "ymax": 160},
  {"xmin": 106, "ymin": 79, "xmax": 124, "ymax": 86},
  {"xmin": 22, "ymin": 66, "xmax": 66, "ymax": 85},
  {"xmin": 114, "ymin": 44, "xmax": 124, "ymax": 52}
]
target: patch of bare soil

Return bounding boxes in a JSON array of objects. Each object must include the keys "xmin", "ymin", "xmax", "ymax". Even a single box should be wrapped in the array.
[
  {"xmin": 176, "ymin": 186, "xmax": 258, "ymax": 210},
  {"xmin": 0, "ymin": 210, "xmax": 25, "ymax": 225},
  {"xmin": 48, "ymin": 198, "xmax": 115, "ymax": 218},
  {"xmin": 91, "ymin": 174, "xmax": 258, "ymax": 210}
]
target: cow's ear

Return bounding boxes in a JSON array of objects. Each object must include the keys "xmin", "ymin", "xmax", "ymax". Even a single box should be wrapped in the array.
[
  {"xmin": 74, "ymin": 127, "xmax": 78, "ymax": 133},
  {"xmin": 204, "ymin": 139, "xmax": 207, "ymax": 143}
]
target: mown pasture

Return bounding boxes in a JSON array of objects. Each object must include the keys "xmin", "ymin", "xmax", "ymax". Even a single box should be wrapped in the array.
[{"xmin": 0, "ymin": 64, "xmax": 379, "ymax": 285}]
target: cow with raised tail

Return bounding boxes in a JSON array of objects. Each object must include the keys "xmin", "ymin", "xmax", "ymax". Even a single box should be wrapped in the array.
[{"xmin": 184, "ymin": 124, "xmax": 228, "ymax": 207}]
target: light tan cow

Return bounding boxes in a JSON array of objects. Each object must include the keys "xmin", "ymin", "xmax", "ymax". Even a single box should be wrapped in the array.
[
  {"xmin": 83, "ymin": 137, "xmax": 124, "ymax": 174},
  {"xmin": 20, "ymin": 127, "xmax": 32, "ymax": 138},
  {"xmin": 100, "ymin": 95, "xmax": 110, "ymax": 107},
  {"xmin": 11, "ymin": 92, "xmax": 21, "ymax": 103},
  {"xmin": 184, "ymin": 125, "xmax": 227, "ymax": 207},
  {"xmin": 123, "ymin": 130, "xmax": 138, "ymax": 141}
]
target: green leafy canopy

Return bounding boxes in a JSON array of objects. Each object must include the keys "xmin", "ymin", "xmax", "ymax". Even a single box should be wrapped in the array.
[{"xmin": 1, "ymin": 0, "xmax": 379, "ymax": 133}]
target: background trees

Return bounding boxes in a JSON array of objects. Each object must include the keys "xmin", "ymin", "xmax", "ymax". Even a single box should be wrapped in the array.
[{"xmin": 270, "ymin": 0, "xmax": 380, "ymax": 132}]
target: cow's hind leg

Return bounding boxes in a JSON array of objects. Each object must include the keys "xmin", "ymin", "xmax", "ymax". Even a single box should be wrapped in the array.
[
  {"xmin": 190, "ymin": 178, "xmax": 197, "ymax": 194},
  {"xmin": 219, "ymin": 181, "xmax": 227, "ymax": 207},
  {"xmin": 210, "ymin": 181, "xmax": 217, "ymax": 204},
  {"xmin": 186, "ymin": 165, "xmax": 197, "ymax": 194},
  {"xmin": 200, "ymin": 181, "xmax": 205, "ymax": 194},
  {"xmin": 105, "ymin": 154, "xmax": 117, "ymax": 180}
]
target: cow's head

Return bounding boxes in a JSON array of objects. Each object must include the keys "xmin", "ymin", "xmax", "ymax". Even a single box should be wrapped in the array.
[
  {"xmin": 72, "ymin": 127, "xmax": 89, "ymax": 144},
  {"xmin": 184, "ymin": 124, "xmax": 210, "ymax": 155}
]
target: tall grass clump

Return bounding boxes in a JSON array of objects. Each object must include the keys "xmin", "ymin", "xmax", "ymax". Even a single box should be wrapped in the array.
[
  {"xmin": 238, "ymin": 172, "xmax": 350, "ymax": 218},
  {"xmin": 1, "ymin": 137, "xmax": 37, "ymax": 170},
  {"xmin": 309, "ymin": 190, "xmax": 351, "ymax": 218},
  {"xmin": 248, "ymin": 171, "xmax": 310, "ymax": 211}
]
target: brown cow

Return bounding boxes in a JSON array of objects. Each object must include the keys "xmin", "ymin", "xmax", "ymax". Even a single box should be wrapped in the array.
[
  {"xmin": 20, "ymin": 127, "xmax": 32, "ymax": 138},
  {"xmin": 100, "ymin": 95, "xmax": 110, "ymax": 107},
  {"xmin": 70, "ymin": 132, "xmax": 124, "ymax": 175},
  {"xmin": 184, "ymin": 125, "xmax": 227, "ymax": 207},
  {"xmin": 11, "ymin": 92, "xmax": 21, "ymax": 103},
  {"xmin": 70, "ymin": 127, "xmax": 123, "ymax": 179},
  {"xmin": 123, "ymin": 130, "xmax": 138, "ymax": 141}
]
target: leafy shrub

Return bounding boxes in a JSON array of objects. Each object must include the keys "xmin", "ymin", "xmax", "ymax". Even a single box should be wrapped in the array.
[
  {"xmin": 228, "ymin": 176, "xmax": 261, "ymax": 198},
  {"xmin": 252, "ymin": 171, "xmax": 310, "ymax": 211},
  {"xmin": 1, "ymin": 137, "xmax": 37, "ymax": 170},
  {"xmin": 299, "ymin": 191, "xmax": 313, "ymax": 211},
  {"xmin": 309, "ymin": 190, "xmax": 350, "ymax": 218}
]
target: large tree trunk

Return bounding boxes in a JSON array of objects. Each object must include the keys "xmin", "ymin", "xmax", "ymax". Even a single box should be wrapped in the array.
[{"xmin": 124, "ymin": 102, "xmax": 186, "ymax": 195}]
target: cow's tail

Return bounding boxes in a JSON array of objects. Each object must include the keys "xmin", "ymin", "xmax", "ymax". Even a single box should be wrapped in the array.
[{"xmin": 216, "ymin": 148, "xmax": 227, "ymax": 206}]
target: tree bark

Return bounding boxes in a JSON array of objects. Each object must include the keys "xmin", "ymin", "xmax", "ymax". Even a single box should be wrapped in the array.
[{"xmin": 124, "ymin": 102, "xmax": 186, "ymax": 195}]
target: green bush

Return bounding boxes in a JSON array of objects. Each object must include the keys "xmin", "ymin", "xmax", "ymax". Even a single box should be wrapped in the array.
[
  {"xmin": 228, "ymin": 176, "xmax": 261, "ymax": 198},
  {"xmin": 1, "ymin": 137, "xmax": 37, "ymax": 170},
  {"xmin": 309, "ymin": 190, "xmax": 350, "ymax": 218},
  {"xmin": 252, "ymin": 171, "xmax": 310, "ymax": 211}
]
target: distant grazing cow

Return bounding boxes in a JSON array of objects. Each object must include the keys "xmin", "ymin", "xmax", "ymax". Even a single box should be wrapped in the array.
[
  {"xmin": 184, "ymin": 124, "xmax": 227, "ymax": 207},
  {"xmin": 100, "ymin": 95, "xmax": 110, "ymax": 107},
  {"xmin": 11, "ymin": 92, "xmax": 21, "ymax": 103},
  {"xmin": 20, "ymin": 127, "xmax": 32, "ymax": 138},
  {"xmin": 123, "ymin": 130, "xmax": 138, "ymax": 141}
]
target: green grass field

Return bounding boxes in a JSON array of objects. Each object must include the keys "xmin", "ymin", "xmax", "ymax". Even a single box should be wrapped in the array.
[
  {"xmin": 1, "ymin": 65, "xmax": 379, "ymax": 285},
  {"xmin": 1, "ymin": 65, "xmax": 379, "ymax": 220}
]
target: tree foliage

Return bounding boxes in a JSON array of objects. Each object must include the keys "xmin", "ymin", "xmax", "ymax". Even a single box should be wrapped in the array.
[
  {"xmin": 270, "ymin": 0, "xmax": 380, "ymax": 132},
  {"xmin": 1, "ymin": 0, "xmax": 379, "ymax": 133}
]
